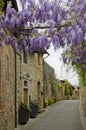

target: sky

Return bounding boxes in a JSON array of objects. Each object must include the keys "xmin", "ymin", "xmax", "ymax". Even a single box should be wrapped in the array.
[{"xmin": 44, "ymin": 45, "xmax": 79, "ymax": 86}]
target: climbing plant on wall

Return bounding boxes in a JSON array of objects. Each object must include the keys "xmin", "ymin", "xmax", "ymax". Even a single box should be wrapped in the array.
[{"xmin": 64, "ymin": 80, "xmax": 73, "ymax": 96}]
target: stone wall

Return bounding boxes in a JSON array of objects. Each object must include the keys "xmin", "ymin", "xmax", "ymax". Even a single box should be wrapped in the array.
[
  {"xmin": 57, "ymin": 87, "xmax": 65, "ymax": 101},
  {"xmin": 0, "ymin": 45, "xmax": 15, "ymax": 130},
  {"xmin": 0, "ymin": 46, "xmax": 44, "ymax": 130},
  {"xmin": 81, "ymin": 86, "xmax": 86, "ymax": 116},
  {"xmin": 43, "ymin": 61, "xmax": 55, "ymax": 101},
  {"xmin": 14, "ymin": 51, "xmax": 44, "ymax": 125},
  {"xmin": 71, "ymin": 87, "xmax": 80, "ymax": 100},
  {"xmin": 43, "ymin": 61, "xmax": 65, "ymax": 105},
  {"xmin": 17, "ymin": 51, "xmax": 44, "ymax": 110}
]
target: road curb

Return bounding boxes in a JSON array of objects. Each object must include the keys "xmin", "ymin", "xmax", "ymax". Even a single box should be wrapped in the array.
[{"xmin": 79, "ymin": 100, "xmax": 86, "ymax": 130}]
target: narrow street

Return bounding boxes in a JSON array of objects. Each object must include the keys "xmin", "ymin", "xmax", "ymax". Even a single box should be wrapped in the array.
[{"xmin": 16, "ymin": 100, "xmax": 84, "ymax": 130}]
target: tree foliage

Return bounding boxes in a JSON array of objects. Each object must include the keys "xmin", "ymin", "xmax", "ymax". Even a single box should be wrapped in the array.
[
  {"xmin": 51, "ymin": 79, "xmax": 58, "ymax": 96},
  {"xmin": 0, "ymin": 0, "xmax": 4, "ymax": 11},
  {"xmin": 64, "ymin": 80, "xmax": 73, "ymax": 96},
  {"xmin": 62, "ymin": 45, "xmax": 86, "ymax": 85}
]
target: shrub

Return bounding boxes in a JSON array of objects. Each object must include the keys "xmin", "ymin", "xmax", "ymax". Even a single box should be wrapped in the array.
[
  {"xmin": 44, "ymin": 100, "xmax": 49, "ymax": 107},
  {"xmin": 48, "ymin": 98, "xmax": 53, "ymax": 105},
  {"xmin": 20, "ymin": 102, "xmax": 31, "ymax": 112}
]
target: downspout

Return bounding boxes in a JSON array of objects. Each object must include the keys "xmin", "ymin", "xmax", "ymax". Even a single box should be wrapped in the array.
[
  {"xmin": 14, "ymin": 51, "xmax": 17, "ymax": 128},
  {"xmin": 14, "ymin": 51, "xmax": 21, "ymax": 128}
]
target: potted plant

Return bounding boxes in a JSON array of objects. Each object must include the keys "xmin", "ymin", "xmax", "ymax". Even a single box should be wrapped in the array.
[
  {"xmin": 30, "ymin": 101, "xmax": 39, "ymax": 118},
  {"xmin": 19, "ymin": 102, "xmax": 31, "ymax": 124}
]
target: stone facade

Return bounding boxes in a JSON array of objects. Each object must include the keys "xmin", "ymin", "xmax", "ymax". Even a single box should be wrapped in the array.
[
  {"xmin": 43, "ymin": 61, "xmax": 55, "ymax": 101},
  {"xmin": 81, "ymin": 86, "xmax": 86, "ymax": 116},
  {"xmin": 43, "ymin": 61, "xmax": 65, "ymax": 106},
  {"xmin": 17, "ymin": 50, "xmax": 44, "ymax": 110},
  {"xmin": 57, "ymin": 80, "xmax": 65, "ymax": 101},
  {"xmin": 0, "ymin": 45, "xmax": 44, "ymax": 130},
  {"xmin": 0, "ymin": 45, "xmax": 15, "ymax": 130},
  {"xmin": 71, "ymin": 87, "xmax": 80, "ymax": 100}
]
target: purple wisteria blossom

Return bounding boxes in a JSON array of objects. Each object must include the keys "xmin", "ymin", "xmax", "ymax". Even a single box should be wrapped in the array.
[{"xmin": 0, "ymin": 0, "xmax": 86, "ymax": 72}]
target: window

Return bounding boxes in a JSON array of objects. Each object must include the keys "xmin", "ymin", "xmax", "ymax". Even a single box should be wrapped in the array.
[
  {"xmin": 37, "ymin": 81, "xmax": 41, "ymax": 101},
  {"xmin": 24, "ymin": 81, "xmax": 28, "ymax": 87},
  {"xmin": 5, "ymin": 56, "xmax": 9, "ymax": 81},
  {"xmin": 23, "ymin": 48, "xmax": 27, "ymax": 64}
]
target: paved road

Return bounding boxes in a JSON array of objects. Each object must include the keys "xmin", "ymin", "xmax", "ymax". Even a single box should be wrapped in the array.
[{"xmin": 17, "ymin": 100, "xmax": 84, "ymax": 130}]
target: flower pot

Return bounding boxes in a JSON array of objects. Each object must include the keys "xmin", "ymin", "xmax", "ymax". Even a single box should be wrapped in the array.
[
  {"xmin": 19, "ymin": 108, "xmax": 29, "ymax": 124},
  {"xmin": 30, "ymin": 102, "xmax": 38, "ymax": 118}
]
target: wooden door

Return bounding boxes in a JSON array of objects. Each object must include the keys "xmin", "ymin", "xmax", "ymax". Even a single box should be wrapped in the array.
[{"xmin": 24, "ymin": 88, "xmax": 28, "ymax": 105}]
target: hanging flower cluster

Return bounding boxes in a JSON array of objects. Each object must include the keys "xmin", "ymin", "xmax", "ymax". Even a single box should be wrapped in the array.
[{"xmin": 0, "ymin": 0, "xmax": 86, "ymax": 71}]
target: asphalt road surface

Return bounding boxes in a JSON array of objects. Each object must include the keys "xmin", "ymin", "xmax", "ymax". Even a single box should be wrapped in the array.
[{"xmin": 18, "ymin": 100, "xmax": 84, "ymax": 130}]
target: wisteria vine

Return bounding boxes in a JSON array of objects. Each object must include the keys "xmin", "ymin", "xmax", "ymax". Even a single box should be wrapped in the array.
[{"xmin": 0, "ymin": 0, "xmax": 86, "ymax": 72}]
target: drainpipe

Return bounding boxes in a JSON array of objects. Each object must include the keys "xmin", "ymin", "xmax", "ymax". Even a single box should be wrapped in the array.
[
  {"xmin": 14, "ymin": 51, "xmax": 17, "ymax": 128},
  {"xmin": 14, "ymin": 51, "xmax": 21, "ymax": 128}
]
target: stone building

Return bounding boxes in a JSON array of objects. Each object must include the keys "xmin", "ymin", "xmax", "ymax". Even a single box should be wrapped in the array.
[
  {"xmin": 72, "ymin": 86, "xmax": 80, "ymax": 99},
  {"xmin": 43, "ymin": 61, "xmax": 55, "ymax": 102},
  {"xmin": 0, "ymin": 1, "xmax": 47, "ymax": 129},
  {"xmin": 0, "ymin": 45, "xmax": 15, "ymax": 130},
  {"xmin": 43, "ymin": 61, "xmax": 65, "ymax": 106},
  {"xmin": 0, "ymin": 44, "xmax": 44, "ymax": 130},
  {"xmin": 18, "ymin": 49, "xmax": 44, "ymax": 110},
  {"xmin": 56, "ymin": 80, "xmax": 65, "ymax": 101},
  {"xmin": 81, "ymin": 86, "xmax": 86, "ymax": 116}
]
